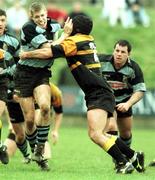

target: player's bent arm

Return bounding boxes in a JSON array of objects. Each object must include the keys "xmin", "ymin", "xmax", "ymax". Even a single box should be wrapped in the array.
[
  {"xmin": 126, "ymin": 91, "xmax": 144, "ymax": 107},
  {"xmin": 53, "ymin": 113, "xmax": 63, "ymax": 132},
  {"xmin": 20, "ymin": 48, "xmax": 53, "ymax": 59},
  {"xmin": 51, "ymin": 112, "xmax": 63, "ymax": 144}
]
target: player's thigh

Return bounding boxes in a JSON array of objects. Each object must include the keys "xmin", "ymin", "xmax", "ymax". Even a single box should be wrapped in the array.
[
  {"xmin": 117, "ymin": 116, "xmax": 133, "ymax": 132},
  {"xmin": 105, "ymin": 111, "xmax": 118, "ymax": 132},
  {"xmin": 19, "ymin": 97, "xmax": 35, "ymax": 117},
  {"xmin": 87, "ymin": 108, "xmax": 108, "ymax": 132},
  {"xmin": 34, "ymin": 84, "xmax": 51, "ymax": 107}
]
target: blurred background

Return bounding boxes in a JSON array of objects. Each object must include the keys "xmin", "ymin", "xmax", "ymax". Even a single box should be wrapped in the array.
[{"xmin": 1, "ymin": 0, "xmax": 155, "ymax": 127}]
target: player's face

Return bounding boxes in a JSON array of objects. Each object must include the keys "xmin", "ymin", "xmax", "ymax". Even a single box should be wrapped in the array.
[
  {"xmin": 113, "ymin": 44, "xmax": 129, "ymax": 67},
  {"xmin": 31, "ymin": 9, "xmax": 47, "ymax": 28},
  {"xmin": 0, "ymin": 15, "xmax": 7, "ymax": 35}
]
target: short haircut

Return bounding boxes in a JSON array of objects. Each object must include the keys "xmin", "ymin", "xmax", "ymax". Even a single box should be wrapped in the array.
[
  {"xmin": 0, "ymin": 9, "xmax": 6, "ymax": 17},
  {"xmin": 71, "ymin": 15, "xmax": 93, "ymax": 35},
  {"xmin": 29, "ymin": 1, "xmax": 46, "ymax": 16},
  {"xmin": 114, "ymin": 40, "xmax": 132, "ymax": 53}
]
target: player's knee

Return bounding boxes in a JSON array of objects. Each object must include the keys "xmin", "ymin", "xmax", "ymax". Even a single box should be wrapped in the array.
[
  {"xmin": 120, "ymin": 130, "xmax": 131, "ymax": 138},
  {"xmin": 40, "ymin": 104, "xmax": 50, "ymax": 117},
  {"xmin": 88, "ymin": 129, "xmax": 100, "ymax": 143},
  {"xmin": 25, "ymin": 120, "xmax": 35, "ymax": 132},
  {"xmin": 16, "ymin": 133, "xmax": 25, "ymax": 143}
]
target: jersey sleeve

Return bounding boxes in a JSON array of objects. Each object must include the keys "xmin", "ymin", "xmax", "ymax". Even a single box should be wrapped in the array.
[
  {"xmin": 51, "ymin": 38, "xmax": 77, "ymax": 58},
  {"xmin": 131, "ymin": 62, "xmax": 146, "ymax": 92}
]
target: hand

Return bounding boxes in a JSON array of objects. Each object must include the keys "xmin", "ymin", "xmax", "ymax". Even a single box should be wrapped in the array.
[
  {"xmin": 0, "ymin": 49, "xmax": 5, "ymax": 60},
  {"xmin": 63, "ymin": 17, "xmax": 73, "ymax": 37},
  {"xmin": 13, "ymin": 94, "xmax": 20, "ymax": 103},
  {"xmin": 116, "ymin": 102, "xmax": 130, "ymax": 112},
  {"xmin": 51, "ymin": 131, "xmax": 59, "ymax": 145}
]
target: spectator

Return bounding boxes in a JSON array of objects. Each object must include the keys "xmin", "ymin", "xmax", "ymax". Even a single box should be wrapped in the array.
[
  {"xmin": 102, "ymin": 0, "xmax": 129, "ymax": 28},
  {"xmin": 47, "ymin": 3, "xmax": 68, "ymax": 26},
  {"xmin": 6, "ymin": 0, "xmax": 28, "ymax": 37},
  {"xmin": 69, "ymin": 2, "xmax": 89, "ymax": 19},
  {"xmin": 101, "ymin": 0, "xmax": 112, "ymax": 20},
  {"xmin": 126, "ymin": 0, "xmax": 150, "ymax": 27}
]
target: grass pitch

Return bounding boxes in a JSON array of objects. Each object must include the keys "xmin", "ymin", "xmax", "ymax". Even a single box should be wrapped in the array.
[{"xmin": 1, "ymin": 116, "xmax": 155, "ymax": 180}]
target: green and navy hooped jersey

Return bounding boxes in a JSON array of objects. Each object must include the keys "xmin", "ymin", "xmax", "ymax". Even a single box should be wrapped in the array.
[
  {"xmin": 99, "ymin": 54, "xmax": 146, "ymax": 103},
  {"xmin": 0, "ymin": 32, "xmax": 20, "ymax": 76},
  {"xmin": 19, "ymin": 18, "xmax": 61, "ymax": 68}
]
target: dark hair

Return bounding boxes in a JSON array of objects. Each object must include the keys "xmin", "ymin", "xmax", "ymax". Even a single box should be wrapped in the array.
[
  {"xmin": 71, "ymin": 15, "xmax": 93, "ymax": 35},
  {"xmin": 114, "ymin": 40, "xmax": 132, "ymax": 53},
  {"xmin": 0, "ymin": 9, "xmax": 7, "ymax": 17}
]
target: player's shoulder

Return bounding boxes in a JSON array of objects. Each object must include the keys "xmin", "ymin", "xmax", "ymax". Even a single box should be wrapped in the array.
[
  {"xmin": 47, "ymin": 18, "xmax": 61, "ymax": 32},
  {"xmin": 4, "ymin": 31, "xmax": 20, "ymax": 47},
  {"xmin": 129, "ymin": 58, "xmax": 141, "ymax": 68},
  {"xmin": 22, "ymin": 20, "xmax": 36, "ymax": 31},
  {"xmin": 98, "ymin": 54, "xmax": 113, "ymax": 62},
  {"xmin": 5, "ymin": 31, "xmax": 18, "ymax": 40}
]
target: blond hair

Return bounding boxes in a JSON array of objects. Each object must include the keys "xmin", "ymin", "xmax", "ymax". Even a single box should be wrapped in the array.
[{"xmin": 29, "ymin": 1, "xmax": 46, "ymax": 17}]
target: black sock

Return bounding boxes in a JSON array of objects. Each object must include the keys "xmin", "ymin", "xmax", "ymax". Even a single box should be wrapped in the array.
[
  {"xmin": 16, "ymin": 139, "xmax": 29, "ymax": 158},
  {"xmin": 107, "ymin": 144, "xmax": 127, "ymax": 164},
  {"xmin": 115, "ymin": 138, "xmax": 135, "ymax": 159},
  {"xmin": 26, "ymin": 129, "xmax": 37, "ymax": 153},
  {"xmin": 120, "ymin": 135, "xmax": 132, "ymax": 147}
]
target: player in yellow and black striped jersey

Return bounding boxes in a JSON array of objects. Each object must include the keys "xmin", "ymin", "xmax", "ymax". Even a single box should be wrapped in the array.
[
  {"xmin": 20, "ymin": 15, "xmax": 145, "ymax": 174},
  {"xmin": 99, "ymin": 40, "xmax": 146, "ymax": 148}
]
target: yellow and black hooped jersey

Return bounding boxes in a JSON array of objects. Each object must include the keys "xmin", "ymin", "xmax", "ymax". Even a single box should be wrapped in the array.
[{"xmin": 51, "ymin": 34, "xmax": 112, "ymax": 94}]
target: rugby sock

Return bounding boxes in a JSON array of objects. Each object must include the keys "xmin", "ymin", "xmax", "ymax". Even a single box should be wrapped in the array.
[
  {"xmin": 103, "ymin": 135, "xmax": 127, "ymax": 164},
  {"xmin": 7, "ymin": 132, "xmax": 16, "ymax": 141},
  {"xmin": 115, "ymin": 137, "xmax": 135, "ymax": 159},
  {"xmin": 16, "ymin": 139, "xmax": 29, "ymax": 158},
  {"xmin": 26, "ymin": 129, "xmax": 37, "ymax": 153},
  {"xmin": 37, "ymin": 125, "xmax": 50, "ymax": 145},
  {"xmin": 107, "ymin": 144, "xmax": 127, "ymax": 164},
  {"xmin": 120, "ymin": 135, "xmax": 132, "ymax": 147}
]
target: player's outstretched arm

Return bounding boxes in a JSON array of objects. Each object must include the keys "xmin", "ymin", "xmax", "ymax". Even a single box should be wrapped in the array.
[{"xmin": 20, "ymin": 48, "xmax": 52, "ymax": 59}]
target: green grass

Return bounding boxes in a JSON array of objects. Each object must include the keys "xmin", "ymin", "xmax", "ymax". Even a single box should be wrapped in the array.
[
  {"xmin": 1, "ymin": 116, "xmax": 155, "ymax": 180},
  {"xmin": 50, "ymin": 4, "xmax": 155, "ymax": 89}
]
